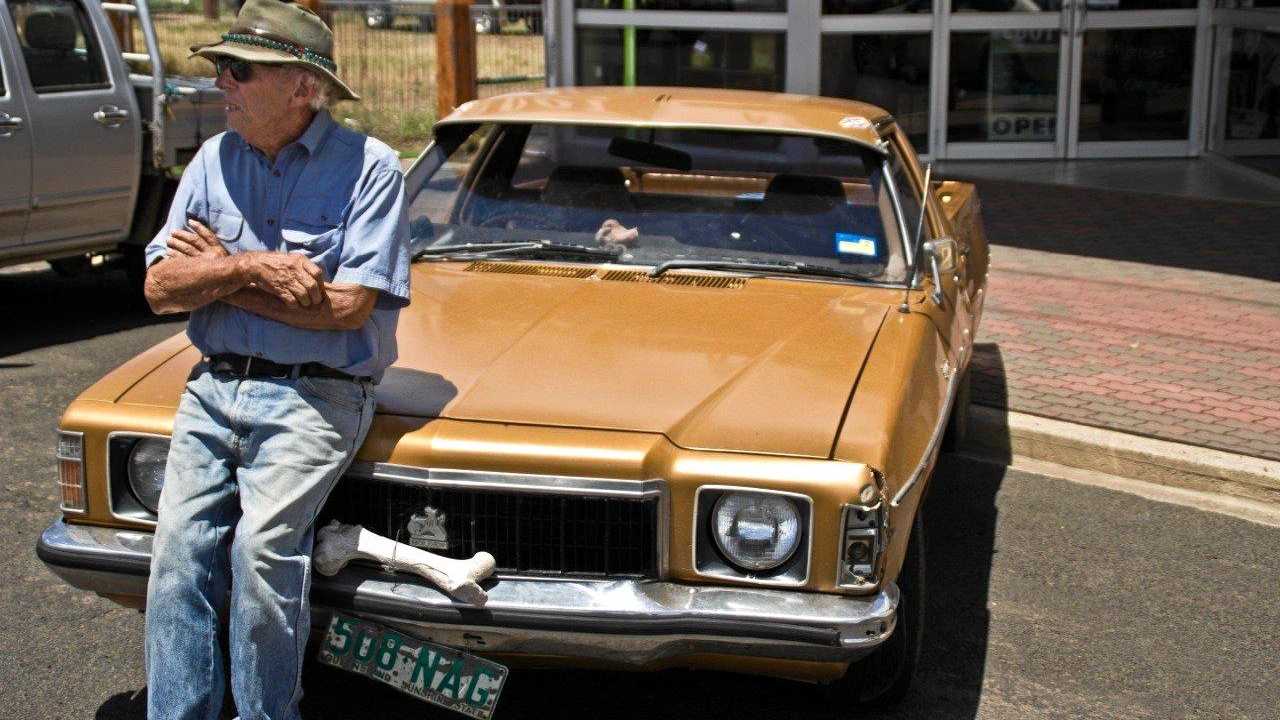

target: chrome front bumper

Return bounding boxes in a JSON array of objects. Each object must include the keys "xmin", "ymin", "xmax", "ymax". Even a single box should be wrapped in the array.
[{"xmin": 38, "ymin": 519, "xmax": 898, "ymax": 666}]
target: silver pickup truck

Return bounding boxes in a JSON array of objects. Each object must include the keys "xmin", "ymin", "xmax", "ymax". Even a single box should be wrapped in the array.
[{"xmin": 0, "ymin": 0, "xmax": 222, "ymax": 280}]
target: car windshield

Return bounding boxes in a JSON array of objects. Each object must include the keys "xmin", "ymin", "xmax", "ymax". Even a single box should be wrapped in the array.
[{"xmin": 405, "ymin": 122, "xmax": 911, "ymax": 284}]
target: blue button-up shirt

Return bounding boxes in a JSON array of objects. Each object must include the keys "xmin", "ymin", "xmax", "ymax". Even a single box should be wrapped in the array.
[{"xmin": 147, "ymin": 111, "xmax": 410, "ymax": 382}]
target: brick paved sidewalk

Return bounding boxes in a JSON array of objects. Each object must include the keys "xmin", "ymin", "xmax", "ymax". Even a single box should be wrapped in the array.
[{"xmin": 960, "ymin": 178, "xmax": 1280, "ymax": 463}]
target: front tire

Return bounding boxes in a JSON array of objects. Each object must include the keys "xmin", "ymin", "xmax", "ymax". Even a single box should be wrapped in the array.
[
  {"xmin": 827, "ymin": 512, "xmax": 925, "ymax": 708},
  {"xmin": 941, "ymin": 367, "xmax": 971, "ymax": 453}
]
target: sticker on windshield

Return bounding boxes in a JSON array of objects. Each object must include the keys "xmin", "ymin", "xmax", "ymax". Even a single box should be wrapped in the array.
[{"xmin": 835, "ymin": 233, "xmax": 879, "ymax": 257}]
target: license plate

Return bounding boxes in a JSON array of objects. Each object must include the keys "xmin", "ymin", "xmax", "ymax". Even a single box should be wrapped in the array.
[{"xmin": 318, "ymin": 613, "xmax": 508, "ymax": 719}]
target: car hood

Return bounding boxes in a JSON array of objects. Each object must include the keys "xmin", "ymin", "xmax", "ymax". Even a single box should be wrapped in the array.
[{"xmin": 117, "ymin": 263, "xmax": 891, "ymax": 458}]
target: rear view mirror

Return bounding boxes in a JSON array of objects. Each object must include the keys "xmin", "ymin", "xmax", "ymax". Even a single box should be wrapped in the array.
[{"xmin": 607, "ymin": 136, "xmax": 693, "ymax": 172}]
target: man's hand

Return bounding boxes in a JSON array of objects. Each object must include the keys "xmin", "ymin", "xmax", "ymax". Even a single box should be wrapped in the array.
[
  {"xmin": 241, "ymin": 252, "xmax": 326, "ymax": 308},
  {"xmin": 168, "ymin": 219, "xmax": 325, "ymax": 306},
  {"xmin": 167, "ymin": 219, "xmax": 229, "ymax": 260},
  {"xmin": 223, "ymin": 283, "xmax": 378, "ymax": 331}
]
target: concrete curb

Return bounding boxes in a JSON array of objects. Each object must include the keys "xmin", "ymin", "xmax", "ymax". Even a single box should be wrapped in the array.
[{"xmin": 965, "ymin": 405, "xmax": 1280, "ymax": 507}]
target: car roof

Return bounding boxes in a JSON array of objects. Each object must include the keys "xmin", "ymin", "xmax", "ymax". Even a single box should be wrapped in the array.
[{"xmin": 436, "ymin": 86, "xmax": 894, "ymax": 152}]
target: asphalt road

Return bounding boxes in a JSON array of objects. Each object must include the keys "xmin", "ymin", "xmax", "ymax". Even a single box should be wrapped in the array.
[{"xmin": 2, "ymin": 265, "xmax": 1278, "ymax": 720}]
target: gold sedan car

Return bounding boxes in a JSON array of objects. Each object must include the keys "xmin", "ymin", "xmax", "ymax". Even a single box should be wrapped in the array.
[{"xmin": 39, "ymin": 87, "xmax": 988, "ymax": 709}]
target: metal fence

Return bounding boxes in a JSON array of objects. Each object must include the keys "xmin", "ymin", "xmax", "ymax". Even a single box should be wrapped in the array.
[{"xmin": 138, "ymin": 2, "xmax": 546, "ymax": 152}]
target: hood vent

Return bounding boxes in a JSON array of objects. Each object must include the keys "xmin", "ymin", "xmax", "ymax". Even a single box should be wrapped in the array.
[
  {"xmin": 600, "ymin": 270, "xmax": 747, "ymax": 289},
  {"xmin": 464, "ymin": 261, "xmax": 597, "ymax": 279}
]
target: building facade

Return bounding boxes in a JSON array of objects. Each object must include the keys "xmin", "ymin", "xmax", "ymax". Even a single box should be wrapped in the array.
[{"xmin": 543, "ymin": 0, "xmax": 1280, "ymax": 169}]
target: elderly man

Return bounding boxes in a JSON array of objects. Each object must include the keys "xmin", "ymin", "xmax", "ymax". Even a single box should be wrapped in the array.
[{"xmin": 141, "ymin": 1, "xmax": 408, "ymax": 717}]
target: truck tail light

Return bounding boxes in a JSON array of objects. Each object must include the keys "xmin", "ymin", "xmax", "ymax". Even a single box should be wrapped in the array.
[{"xmin": 56, "ymin": 431, "xmax": 86, "ymax": 512}]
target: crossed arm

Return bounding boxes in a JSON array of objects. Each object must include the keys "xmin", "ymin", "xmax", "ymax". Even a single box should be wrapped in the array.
[{"xmin": 145, "ymin": 220, "xmax": 378, "ymax": 332}]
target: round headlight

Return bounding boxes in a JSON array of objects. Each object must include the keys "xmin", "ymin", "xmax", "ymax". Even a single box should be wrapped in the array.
[
  {"xmin": 127, "ymin": 438, "xmax": 170, "ymax": 514},
  {"xmin": 711, "ymin": 492, "xmax": 802, "ymax": 572}
]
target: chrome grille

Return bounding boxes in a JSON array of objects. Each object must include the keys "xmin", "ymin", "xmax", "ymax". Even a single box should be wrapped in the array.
[{"xmin": 319, "ymin": 477, "xmax": 659, "ymax": 578}]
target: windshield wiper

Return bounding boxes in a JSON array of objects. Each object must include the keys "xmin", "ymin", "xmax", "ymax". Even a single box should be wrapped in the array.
[
  {"xmin": 649, "ymin": 258, "xmax": 880, "ymax": 281},
  {"xmin": 413, "ymin": 241, "xmax": 623, "ymax": 262}
]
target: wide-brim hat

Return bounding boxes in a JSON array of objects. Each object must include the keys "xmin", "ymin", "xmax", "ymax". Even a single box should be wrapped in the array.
[{"xmin": 189, "ymin": 0, "xmax": 359, "ymax": 102}]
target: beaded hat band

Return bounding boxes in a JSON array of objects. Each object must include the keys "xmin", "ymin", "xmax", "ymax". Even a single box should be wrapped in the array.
[{"xmin": 221, "ymin": 31, "xmax": 337, "ymax": 73}]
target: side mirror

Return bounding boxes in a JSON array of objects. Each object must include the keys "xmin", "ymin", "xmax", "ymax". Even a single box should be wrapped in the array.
[{"xmin": 921, "ymin": 237, "xmax": 957, "ymax": 306}]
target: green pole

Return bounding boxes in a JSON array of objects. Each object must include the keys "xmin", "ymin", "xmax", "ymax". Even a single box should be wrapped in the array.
[{"xmin": 623, "ymin": 0, "xmax": 636, "ymax": 87}]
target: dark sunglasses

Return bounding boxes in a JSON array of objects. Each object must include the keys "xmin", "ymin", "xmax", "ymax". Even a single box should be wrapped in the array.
[{"xmin": 214, "ymin": 57, "xmax": 254, "ymax": 83}]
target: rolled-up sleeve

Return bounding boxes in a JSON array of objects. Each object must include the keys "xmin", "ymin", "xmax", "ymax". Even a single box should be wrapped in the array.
[
  {"xmin": 333, "ymin": 165, "xmax": 410, "ymax": 308},
  {"xmin": 145, "ymin": 145, "xmax": 207, "ymax": 267}
]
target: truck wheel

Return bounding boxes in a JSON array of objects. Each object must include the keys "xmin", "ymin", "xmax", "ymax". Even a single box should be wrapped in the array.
[
  {"xmin": 365, "ymin": 4, "xmax": 393, "ymax": 29},
  {"xmin": 123, "ymin": 176, "xmax": 178, "ymax": 304},
  {"xmin": 941, "ymin": 367, "xmax": 970, "ymax": 453},
  {"xmin": 123, "ymin": 245, "xmax": 147, "ymax": 297},
  {"xmin": 49, "ymin": 255, "xmax": 92, "ymax": 277},
  {"xmin": 827, "ymin": 512, "xmax": 924, "ymax": 709}
]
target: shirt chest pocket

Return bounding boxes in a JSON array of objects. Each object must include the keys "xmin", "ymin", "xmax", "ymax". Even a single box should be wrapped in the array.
[
  {"xmin": 209, "ymin": 209, "xmax": 245, "ymax": 246},
  {"xmin": 280, "ymin": 196, "xmax": 346, "ymax": 273}
]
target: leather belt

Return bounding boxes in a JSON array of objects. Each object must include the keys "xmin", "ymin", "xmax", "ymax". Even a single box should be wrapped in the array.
[{"xmin": 206, "ymin": 353, "xmax": 368, "ymax": 382}]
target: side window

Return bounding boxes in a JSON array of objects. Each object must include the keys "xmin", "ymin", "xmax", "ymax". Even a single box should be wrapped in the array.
[
  {"xmin": 0, "ymin": 51, "xmax": 6, "ymax": 96},
  {"xmin": 407, "ymin": 124, "xmax": 493, "ymax": 228},
  {"xmin": 6, "ymin": 0, "xmax": 108, "ymax": 93},
  {"xmin": 509, "ymin": 124, "xmax": 555, "ymax": 190},
  {"xmin": 889, "ymin": 151, "xmax": 928, "ymax": 250}
]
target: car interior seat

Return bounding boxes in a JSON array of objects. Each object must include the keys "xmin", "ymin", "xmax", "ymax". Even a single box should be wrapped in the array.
[
  {"xmin": 747, "ymin": 174, "xmax": 885, "ymax": 260},
  {"xmin": 22, "ymin": 11, "xmax": 95, "ymax": 89},
  {"xmin": 539, "ymin": 166, "xmax": 636, "ymax": 233}
]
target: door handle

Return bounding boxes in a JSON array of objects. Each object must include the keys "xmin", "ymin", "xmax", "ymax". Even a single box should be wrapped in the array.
[
  {"xmin": 0, "ymin": 113, "xmax": 22, "ymax": 137},
  {"xmin": 93, "ymin": 105, "xmax": 130, "ymax": 127}
]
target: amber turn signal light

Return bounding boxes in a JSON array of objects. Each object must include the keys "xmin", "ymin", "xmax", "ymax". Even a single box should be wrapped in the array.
[{"xmin": 56, "ymin": 431, "xmax": 86, "ymax": 512}]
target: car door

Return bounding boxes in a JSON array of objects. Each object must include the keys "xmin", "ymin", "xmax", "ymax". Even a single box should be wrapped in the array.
[
  {"xmin": 886, "ymin": 134, "xmax": 974, "ymax": 367},
  {"xmin": 4, "ymin": 0, "xmax": 139, "ymax": 247},
  {"xmin": 0, "ymin": 3, "xmax": 32, "ymax": 249}
]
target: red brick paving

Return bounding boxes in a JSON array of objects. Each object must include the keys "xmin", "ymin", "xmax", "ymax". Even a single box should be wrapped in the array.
[{"xmin": 963, "ymin": 179, "xmax": 1280, "ymax": 463}]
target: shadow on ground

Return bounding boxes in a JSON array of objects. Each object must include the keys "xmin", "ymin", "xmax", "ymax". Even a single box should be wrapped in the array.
[
  {"xmin": 0, "ymin": 264, "xmax": 181, "ymax": 358},
  {"xmin": 957, "ymin": 177, "xmax": 1280, "ymax": 282},
  {"xmin": 96, "ymin": 456, "xmax": 1008, "ymax": 720}
]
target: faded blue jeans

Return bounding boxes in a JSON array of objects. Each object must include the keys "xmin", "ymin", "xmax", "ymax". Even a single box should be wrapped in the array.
[{"xmin": 145, "ymin": 367, "xmax": 375, "ymax": 720}]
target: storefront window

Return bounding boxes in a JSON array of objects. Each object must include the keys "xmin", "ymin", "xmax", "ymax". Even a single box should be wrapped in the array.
[
  {"xmin": 1222, "ymin": 29, "xmax": 1280, "ymax": 177},
  {"xmin": 1077, "ymin": 28, "xmax": 1193, "ymax": 142},
  {"xmin": 948, "ymin": 31, "xmax": 1060, "ymax": 143},
  {"xmin": 951, "ymin": 0, "xmax": 1061, "ymax": 12},
  {"xmin": 577, "ymin": 28, "xmax": 785, "ymax": 91},
  {"xmin": 821, "ymin": 34, "xmax": 930, "ymax": 151},
  {"xmin": 951, "ymin": 0, "xmax": 1193, "ymax": 10},
  {"xmin": 823, "ymin": 0, "xmax": 932, "ymax": 14},
  {"xmin": 575, "ymin": 1, "xmax": 787, "ymax": 10}
]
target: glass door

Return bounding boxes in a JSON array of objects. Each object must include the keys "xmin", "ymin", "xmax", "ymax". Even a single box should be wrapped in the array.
[
  {"xmin": 944, "ymin": 0, "xmax": 1074, "ymax": 158},
  {"xmin": 1066, "ymin": 0, "xmax": 1207, "ymax": 157},
  {"xmin": 1209, "ymin": 7, "xmax": 1280, "ymax": 175},
  {"xmin": 941, "ymin": 0, "xmax": 1210, "ymax": 158}
]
